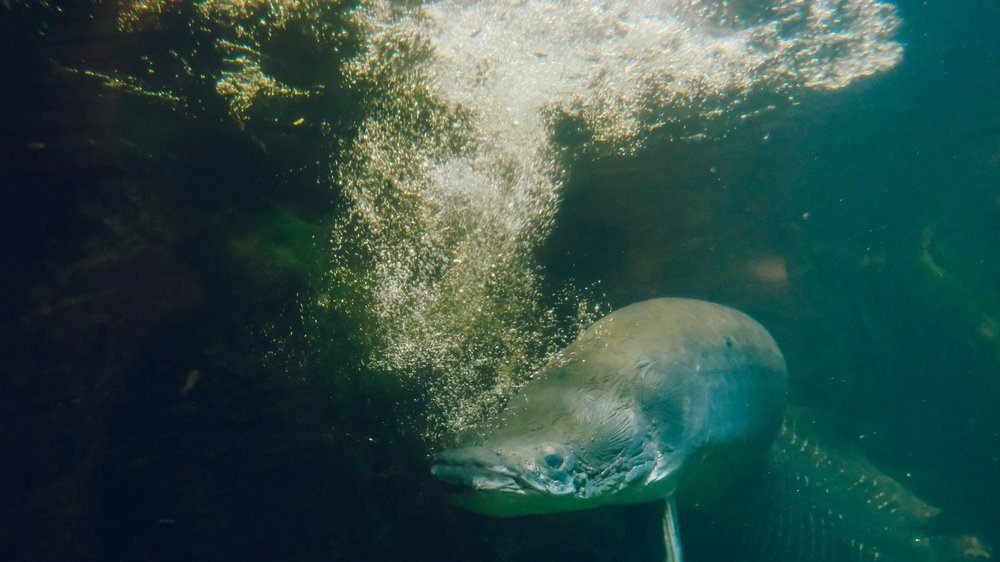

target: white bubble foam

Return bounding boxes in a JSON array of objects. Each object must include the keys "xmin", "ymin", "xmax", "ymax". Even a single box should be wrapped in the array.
[{"xmin": 332, "ymin": 0, "xmax": 901, "ymax": 441}]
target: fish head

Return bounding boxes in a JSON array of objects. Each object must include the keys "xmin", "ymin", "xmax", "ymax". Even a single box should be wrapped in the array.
[
  {"xmin": 430, "ymin": 384, "xmax": 676, "ymax": 517},
  {"xmin": 431, "ymin": 437, "xmax": 589, "ymax": 516}
]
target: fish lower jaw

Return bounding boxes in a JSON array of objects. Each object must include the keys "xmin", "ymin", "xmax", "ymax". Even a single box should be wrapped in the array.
[
  {"xmin": 431, "ymin": 464, "xmax": 527, "ymax": 494},
  {"xmin": 471, "ymin": 475, "xmax": 525, "ymax": 494}
]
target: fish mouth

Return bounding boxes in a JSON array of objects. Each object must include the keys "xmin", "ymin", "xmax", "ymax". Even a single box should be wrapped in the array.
[
  {"xmin": 430, "ymin": 447, "xmax": 540, "ymax": 495},
  {"xmin": 431, "ymin": 463, "xmax": 527, "ymax": 495},
  {"xmin": 430, "ymin": 447, "xmax": 592, "ymax": 517}
]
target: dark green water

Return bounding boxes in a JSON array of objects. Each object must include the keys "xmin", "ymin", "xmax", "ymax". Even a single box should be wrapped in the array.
[{"xmin": 2, "ymin": 1, "xmax": 998, "ymax": 561}]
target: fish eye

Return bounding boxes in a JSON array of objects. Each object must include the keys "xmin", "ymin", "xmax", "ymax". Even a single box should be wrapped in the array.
[{"xmin": 543, "ymin": 453, "xmax": 565, "ymax": 469}]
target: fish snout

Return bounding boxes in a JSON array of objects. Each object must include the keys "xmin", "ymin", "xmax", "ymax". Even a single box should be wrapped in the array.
[
  {"xmin": 431, "ymin": 447, "xmax": 524, "ymax": 493},
  {"xmin": 433, "ymin": 446, "xmax": 502, "ymax": 467}
]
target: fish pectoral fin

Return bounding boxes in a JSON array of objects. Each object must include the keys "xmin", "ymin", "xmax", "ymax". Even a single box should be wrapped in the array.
[{"xmin": 662, "ymin": 496, "xmax": 684, "ymax": 562}]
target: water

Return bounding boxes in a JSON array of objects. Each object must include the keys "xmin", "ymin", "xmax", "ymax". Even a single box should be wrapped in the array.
[
  {"xmin": 2, "ymin": 0, "xmax": 999, "ymax": 560},
  {"xmin": 332, "ymin": 0, "xmax": 900, "ymax": 440}
]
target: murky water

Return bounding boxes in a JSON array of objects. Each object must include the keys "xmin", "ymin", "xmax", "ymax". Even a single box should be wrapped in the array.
[
  {"xmin": 330, "ymin": 0, "xmax": 900, "ymax": 440},
  {"xmin": 2, "ymin": 0, "xmax": 998, "ymax": 560}
]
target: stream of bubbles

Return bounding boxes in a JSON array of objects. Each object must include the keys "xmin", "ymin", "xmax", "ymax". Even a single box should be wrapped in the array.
[{"xmin": 330, "ymin": 0, "xmax": 902, "ymax": 441}]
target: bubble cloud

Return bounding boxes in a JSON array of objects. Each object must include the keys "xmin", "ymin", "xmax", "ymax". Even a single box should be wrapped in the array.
[{"xmin": 332, "ymin": 0, "xmax": 901, "ymax": 440}]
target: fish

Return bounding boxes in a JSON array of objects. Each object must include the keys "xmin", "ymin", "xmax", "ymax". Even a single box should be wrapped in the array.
[
  {"xmin": 683, "ymin": 407, "xmax": 993, "ymax": 562},
  {"xmin": 431, "ymin": 298, "xmax": 788, "ymax": 561}
]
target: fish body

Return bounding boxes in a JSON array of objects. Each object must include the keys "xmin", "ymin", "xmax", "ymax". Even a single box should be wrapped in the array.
[
  {"xmin": 431, "ymin": 298, "xmax": 787, "ymax": 518},
  {"xmin": 686, "ymin": 407, "xmax": 993, "ymax": 562}
]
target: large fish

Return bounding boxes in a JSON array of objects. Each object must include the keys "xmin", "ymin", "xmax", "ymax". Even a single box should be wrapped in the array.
[
  {"xmin": 431, "ymin": 298, "xmax": 788, "ymax": 560},
  {"xmin": 683, "ymin": 407, "xmax": 993, "ymax": 562}
]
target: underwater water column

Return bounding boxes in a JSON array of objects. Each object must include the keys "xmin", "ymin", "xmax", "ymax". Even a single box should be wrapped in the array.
[{"xmin": 330, "ymin": 0, "xmax": 903, "ymax": 440}]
